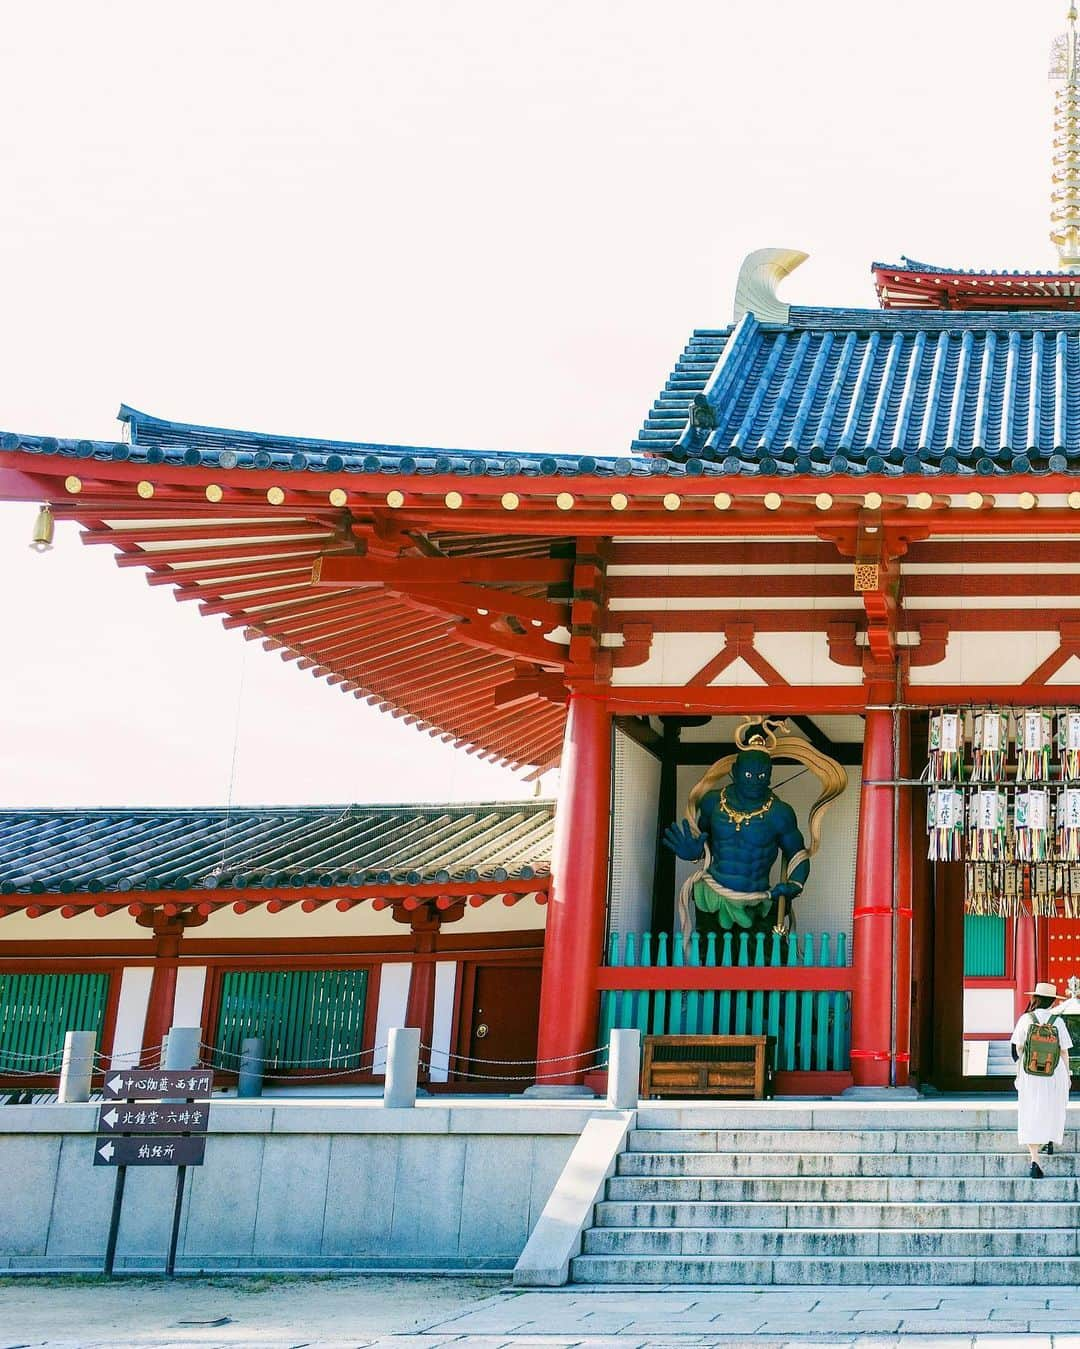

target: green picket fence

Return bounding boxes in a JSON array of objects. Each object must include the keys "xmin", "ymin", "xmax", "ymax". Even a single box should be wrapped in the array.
[
  {"xmin": 0, "ymin": 971, "xmax": 111, "ymax": 1073},
  {"xmin": 214, "ymin": 968, "xmax": 369, "ymax": 1070},
  {"xmin": 599, "ymin": 929, "xmax": 850, "ymax": 1073}
]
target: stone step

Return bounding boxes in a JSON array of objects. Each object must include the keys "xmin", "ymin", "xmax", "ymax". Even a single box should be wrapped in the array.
[
  {"xmin": 628, "ymin": 1128, "xmax": 1039, "ymax": 1154},
  {"xmin": 581, "ymin": 1225, "xmax": 1079, "ymax": 1257},
  {"xmin": 569, "ymin": 1254, "xmax": 1080, "ymax": 1285},
  {"xmin": 594, "ymin": 1199, "xmax": 1080, "ymax": 1229},
  {"xmin": 636, "ymin": 1107, "xmax": 1064, "ymax": 1132},
  {"xmin": 618, "ymin": 1150, "xmax": 1062, "ymax": 1178},
  {"xmin": 605, "ymin": 1175, "xmax": 1080, "ymax": 1203}
]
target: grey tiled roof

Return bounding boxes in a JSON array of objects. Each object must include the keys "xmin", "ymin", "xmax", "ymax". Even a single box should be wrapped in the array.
[{"xmin": 0, "ymin": 803, "xmax": 554, "ymax": 895}]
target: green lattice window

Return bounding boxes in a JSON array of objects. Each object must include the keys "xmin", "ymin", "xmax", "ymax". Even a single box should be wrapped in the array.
[
  {"xmin": 214, "ymin": 968, "xmax": 369, "ymax": 1070},
  {"xmin": 0, "ymin": 971, "xmax": 111, "ymax": 1073},
  {"xmin": 964, "ymin": 915, "xmax": 1006, "ymax": 978}
]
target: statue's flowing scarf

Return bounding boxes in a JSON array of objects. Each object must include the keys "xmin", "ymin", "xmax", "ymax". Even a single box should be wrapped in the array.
[{"xmin": 676, "ymin": 718, "xmax": 848, "ymax": 939}]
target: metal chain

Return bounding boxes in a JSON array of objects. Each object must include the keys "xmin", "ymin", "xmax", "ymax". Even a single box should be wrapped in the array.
[
  {"xmin": 418, "ymin": 1060, "xmax": 598, "ymax": 1082},
  {"xmin": 199, "ymin": 1041, "xmax": 380, "ymax": 1068},
  {"xmin": 421, "ymin": 1043, "xmax": 606, "ymax": 1067}
]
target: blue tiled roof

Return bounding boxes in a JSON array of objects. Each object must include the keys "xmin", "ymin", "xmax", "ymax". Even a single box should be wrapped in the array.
[
  {"xmin": 0, "ymin": 802, "xmax": 554, "ymax": 895},
  {"xmin": 13, "ymin": 301, "xmax": 1080, "ymax": 479},
  {"xmin": 2, "ymin": 404, "xmax": 689, "ymax": 477},
  {"xmin": 634, "ymin": 309, "xmax": 1080, "ymax": 473}
]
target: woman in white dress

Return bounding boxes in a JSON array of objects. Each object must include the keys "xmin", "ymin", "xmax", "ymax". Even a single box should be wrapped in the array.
[{"xmin": 1011, "ymin": 980, "xmax": 1073, "ymax": 1179}]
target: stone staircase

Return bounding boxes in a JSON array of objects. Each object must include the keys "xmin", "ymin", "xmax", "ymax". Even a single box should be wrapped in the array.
[{"xmin": 570, "ymin": 1104, "xmax": 1080, "ymax": 1285}]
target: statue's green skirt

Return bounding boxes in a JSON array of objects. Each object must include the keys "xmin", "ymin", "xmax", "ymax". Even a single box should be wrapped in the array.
[{"xmin": 691, "ymin": 879, "xmax": 770, "ymax": 930}]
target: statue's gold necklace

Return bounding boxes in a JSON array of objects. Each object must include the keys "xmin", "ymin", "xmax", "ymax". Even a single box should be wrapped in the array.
[{"xmin": 718, "ymin": 786, "xmax": 773, "ymax": 831}]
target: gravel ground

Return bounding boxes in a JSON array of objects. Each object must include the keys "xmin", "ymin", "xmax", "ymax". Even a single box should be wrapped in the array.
[{"xmin": 0, "ymin": 1273, "xmax": 503, "ymax": 1347}]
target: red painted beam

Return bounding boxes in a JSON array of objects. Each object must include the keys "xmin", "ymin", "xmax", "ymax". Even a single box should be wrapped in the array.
[
  {"xmin": 313, "ymin": 555, "xmax": 570, "ymax": 586},
  {"xmin": 597, "ymin": 686, "xmax": 869, "ymax": 714},
  {"xmin": 116, "ymin": 539, "xmax": 354, "ymax": 569}
]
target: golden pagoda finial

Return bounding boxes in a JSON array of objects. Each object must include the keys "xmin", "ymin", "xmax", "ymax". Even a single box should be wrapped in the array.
[{"xmin": 1051, "ymin": 2, "xmax": 1080, "ymax": 269}]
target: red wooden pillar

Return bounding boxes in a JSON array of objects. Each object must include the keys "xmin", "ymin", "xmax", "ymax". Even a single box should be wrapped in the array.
[
  {"xmin": 1015, "ymin": 912, "xmax": 1038, "ymax": 1020},
  {"xmin": 405, "ymin": 936, "xmax": 438, "ymax": 1079},
  {"xmin": 141, "ymin": 918, "xmax": 183, "ymax": 1058},
  {"xmin": 850, "ymin": 685, "xmax": 896, "ymax": 1087},
  {"xmin": 893, "ymin": 712, "xmax": 914, "ymax": 1087},
  {"xmin": 535, "ymin": 691, "xmax": 611, "ymax": 1082},
  {"xmin": 1037, "ymin": 913, "xmax": 1051, "ymax": 989}
]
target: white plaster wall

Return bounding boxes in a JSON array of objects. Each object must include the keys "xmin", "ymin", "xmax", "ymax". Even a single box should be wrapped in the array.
[
  {"xmin": 429, "ymin": 962, "xmax": 456, "ymax": 1084},
  {"xmin": 109, "ymin": 967, "xmax": 153, "ymax": 1069},
  {"xmin": 172, "ymin": 967, "xmax": 207, "ymax": 1036},
  {"xmin": 0, "ymin": 898, "xmax": 546, "ymax": 943},
  {"xmin": 908, "ymin": 629, "xmax": 1059, "ymax": 685},
  {"xmin": 964, "ymin": 987, "xmax": 1015, "ymax": 1035},
  {"xmin": 373, "ymin": 963, "xmax": 411, "ymax": 1072},
  {"xmin": 608, "ymin": 729, "xmax": 661, "ymax": 937}
]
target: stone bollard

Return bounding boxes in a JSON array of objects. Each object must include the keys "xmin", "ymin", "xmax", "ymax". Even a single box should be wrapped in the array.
[
  {"xmin": 162, "ymin": 1026, "xmax": 202, "ymax": 1071},
  {"xmin": 606, "ymin": 1028, "xmax": 641, "ymax": 1111},
  {"xmin": 237, "ymin": 1037, "xmax": 265, "ymax": 1098},
  {"xmin": 57, "ymin": 1030, "xmax": 96, "ymax": 1103},
  {"xmin": 382, "ymin": 1027, "xmax": 420, "ymax": 1108}
]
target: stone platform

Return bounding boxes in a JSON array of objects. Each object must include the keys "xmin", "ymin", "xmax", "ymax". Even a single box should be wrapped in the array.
[{"xmin": 0, "ymin": 1094, "xmax": 1073, "ymax": 1281}]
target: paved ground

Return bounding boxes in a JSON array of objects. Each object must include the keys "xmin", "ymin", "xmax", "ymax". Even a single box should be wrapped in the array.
[{"xmin": 4, "ymin": 1278, "xmax": 1080, "ymax": 1348}]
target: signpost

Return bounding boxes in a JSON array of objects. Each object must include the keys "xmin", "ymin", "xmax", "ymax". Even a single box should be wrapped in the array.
[{"xmin": 96, "ymin": 1068, "xmax": 213, "ymax": 1276}]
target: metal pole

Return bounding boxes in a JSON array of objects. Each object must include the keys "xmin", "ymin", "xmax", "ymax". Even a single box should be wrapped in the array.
[
  {"xmin": 103, "ymin": 1165, "xmax": 127, "ymax": 1277},
  {"xmin": 165, "ymin": 1165, "xmax": 186, "ymax": 1276},
  {"xmin": 237, "ymin": 1037, "xmax": 265, "ymax": 1098}
]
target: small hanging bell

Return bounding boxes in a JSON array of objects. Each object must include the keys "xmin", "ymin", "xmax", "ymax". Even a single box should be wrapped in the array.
[{"xmin": 29, "ymin": 503, "xmax": 54, "ymax": 553}]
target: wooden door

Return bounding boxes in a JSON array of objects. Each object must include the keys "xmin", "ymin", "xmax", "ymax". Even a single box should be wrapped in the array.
[{"xmin": 455, "ymin": 961, "xmax": 542, "ymax": 1092}]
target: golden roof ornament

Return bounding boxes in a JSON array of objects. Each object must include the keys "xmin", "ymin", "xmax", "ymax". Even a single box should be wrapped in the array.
[{"xmin": 1050, "ymin": 3, "xmax": 1080, "ymax": 271}]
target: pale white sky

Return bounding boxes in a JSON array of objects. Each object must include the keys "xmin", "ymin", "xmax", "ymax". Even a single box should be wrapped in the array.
[{"xmin": 0, "ymin": 1, "xmax": 1063, "ymax": 807}]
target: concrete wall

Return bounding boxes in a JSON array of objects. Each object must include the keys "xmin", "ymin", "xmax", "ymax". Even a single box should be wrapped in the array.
[{"xmin": 0, "ymin": 1100, "xmax": 598, "ymax": 1273}]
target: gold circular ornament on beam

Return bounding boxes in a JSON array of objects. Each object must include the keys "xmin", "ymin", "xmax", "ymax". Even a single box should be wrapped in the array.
[
  {"xmin": 266, "ymin": 486, "xmax": 286, "ymax": 506},
  {"xmin": 328, "ymin": 488, "xmax": 347, "ymax": 507},
  {"xmin": 1069, "ymin": 491, "xmax": 1080, "ymax": 509},
  {"xmin": 1018, "ymin": 491, "xmax": 1038, "ymax": 510},
  {"xmin": 136, "ymin": 481, "xmax": 154, "ymax": 500},
  {"xmin": 713, "ymin": 492, "xmax": 732, "ymax": 510},
  {"xmin": 386, "ymin": 490, "xmax": 405, "ymax": 509},
  {"xmin": 663, "ymin": 493, "xmax": 681, "ymax": 511},
  {"xmin": 763, "ymin": 492, "xmax": 782, "ymax": 511},
  {"xmin": 912, "ymin": 492, "xmax": 933, "ymax": 510},
  {"xmin": 64, "ymin": 476, "xmax": 82, "ymax": 494},
  {"xmin": 205, "ymin": 484, "xmax": 223, "ymax": 503},
  {"xmin": 965, "ymin": 491, "xmax": 984, "ymax": 509},
  {"xmin": 501, "ymin": 492, "xmax": 520, "ymax": 511},
  {"xmin": 444, "ymin": 491, "xmax": 463, "ymax": 510},
  {"xmin": 555, "ymin": 492, "xmax": 574, "ymax": 511},
  {"xmin": 610, "ymin": 493, "xmax": 629, "ymax": 511},
  {"xmin": 815, "ymin": 492, "xmax": 833, "ymax": 511},
  {"xmin": 863, "ymin": 491, "xmax": 883, "ymax": 510}
]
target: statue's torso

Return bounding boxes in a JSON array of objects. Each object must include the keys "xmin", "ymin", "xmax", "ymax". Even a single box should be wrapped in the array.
[{"xmin": 702, "ymin": 793, "xmax": 786, "ymax": 892}]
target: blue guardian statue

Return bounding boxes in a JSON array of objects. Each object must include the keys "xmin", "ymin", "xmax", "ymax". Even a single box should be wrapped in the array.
[{"xmin": 663, "ymin": 718, "xmax": 847, "ymax": 938}]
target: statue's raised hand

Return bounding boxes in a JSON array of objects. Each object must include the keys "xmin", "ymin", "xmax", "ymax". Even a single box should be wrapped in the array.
[
  {"xmin": 770, "ymin": 881, "xmax": 800, "ymax": 902},
  {"xmin": 662, "ymin": 819, "xmax": 705, "ymax": 861}
]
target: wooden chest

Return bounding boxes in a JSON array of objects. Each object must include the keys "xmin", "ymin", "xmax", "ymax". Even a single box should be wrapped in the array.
[{"xmin": 641, "ymin": 1034, "xmax": 775, "ymax": 1100}]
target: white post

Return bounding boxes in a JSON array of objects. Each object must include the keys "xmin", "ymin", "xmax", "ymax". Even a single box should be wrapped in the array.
[
  {"xmin": 57, "ymin": 1030, "xmax": 96, "ymax": 1103},
  {"xmin": 383, "ymin": 1027, "xmax": 420, "ymax": 1108},
  {"xmin": 606, "ymin": 1028, "xmax": 641, "ymax": 1111}
]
